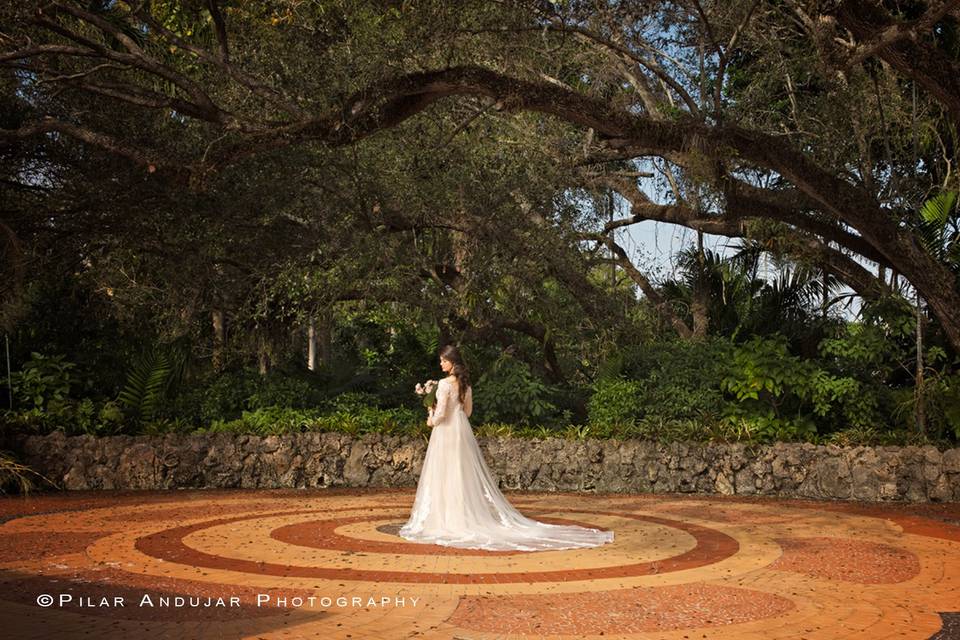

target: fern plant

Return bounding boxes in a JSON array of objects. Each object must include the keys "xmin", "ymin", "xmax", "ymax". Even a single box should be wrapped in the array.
[
  {"xmin": 118, "ymin": 349, "xmax": 171, "ymax": 422},
  {"xmin": 117, "ymin": 338, "xmax": 191, "ymax": 423}
]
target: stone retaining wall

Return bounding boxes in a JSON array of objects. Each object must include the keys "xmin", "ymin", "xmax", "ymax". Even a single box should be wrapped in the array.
[{"xmin": 7, "ymin": 431, "xmax": 960, "ymax": 502}]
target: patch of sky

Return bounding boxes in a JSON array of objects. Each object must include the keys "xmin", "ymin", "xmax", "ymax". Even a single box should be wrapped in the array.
[{"xmin": 568, "ymin": 154, "xmax": 869, "ymax": 319}]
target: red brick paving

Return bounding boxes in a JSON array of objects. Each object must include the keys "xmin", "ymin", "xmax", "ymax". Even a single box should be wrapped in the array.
[
  {"xmin": 770, "ymin": 536, "xmax": 922, "ymax": 583},
  {"xmin": 0, "ymin": 487, "xmax": 957, "ymax": 640},
  {"xmin": 134, "ymin": 508, "xmax": 737, "ymax": 583},
  {"xmin": 449, "ymin": 583, "xmax": 797, "ymax": 634},
  {"xmin": 0, "ymin": 531, "xmax": 108, "ymax": 562}
]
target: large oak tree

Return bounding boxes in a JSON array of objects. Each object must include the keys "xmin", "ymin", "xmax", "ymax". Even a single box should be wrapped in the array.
[{"xmin": 3, "ymin": 0, "xmax": 960, "ymax": 350}]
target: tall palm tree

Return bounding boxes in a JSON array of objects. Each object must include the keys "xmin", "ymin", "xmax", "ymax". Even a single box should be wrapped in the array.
[
  {"xmin": 659, "ymin": 240, "xmax": 845, "ymax": 344},
  {"xmin": 911, "ymin": 190, "xmax": 959, "ymax": 434}
]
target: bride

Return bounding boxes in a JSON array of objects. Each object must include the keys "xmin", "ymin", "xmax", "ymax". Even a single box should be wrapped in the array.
[{"xmin": 398, "ymin": 344, "xmax": 614, "ymax": 551}]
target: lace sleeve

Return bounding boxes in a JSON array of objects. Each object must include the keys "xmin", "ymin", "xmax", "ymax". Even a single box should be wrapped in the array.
[
  {"xmin": 463, "ymin": 385, "xmax": 472, "ymax": 418},
  {"xmin": 428, "ymin": 379, "xmax": 451, "ymax": 426}
]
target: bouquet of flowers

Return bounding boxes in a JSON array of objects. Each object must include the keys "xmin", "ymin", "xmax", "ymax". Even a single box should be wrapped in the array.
[{"xmin": 415, "ymin": 379, "xmax": 439, "ymax": 410}]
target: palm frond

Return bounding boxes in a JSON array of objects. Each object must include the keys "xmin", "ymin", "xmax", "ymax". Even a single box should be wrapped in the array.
[
  {"xmin": 918, "ymin": 190, "xmax": 958, "ymax": 261},
  {"xmin": 920, "ymin": 190, "xmax": 957, "ymax": 228}
]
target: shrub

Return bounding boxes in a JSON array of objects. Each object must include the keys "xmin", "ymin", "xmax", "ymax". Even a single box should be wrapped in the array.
[
  {"xmin": 204, "ymin": 406, "xmax": 326, "ymax": 436},
  {"xmin": 320, "ymin": 391, "xmax": 383, "ymax": 413},
  {"xmin": 166, "ymin": 368, "xmax": 326, "ymax": 425},
  {"xmin": 605, "ymin": 338, "xmax": 732, "ymax": 422},
  {"xmin": 1, "ymin": 397, "xmax": 127, "ymax": 436},
  {"xmin": 587, "ymin": 376, "xmax": 645, "ymax": 428},
  {"xmin": 8, "ymin": 352, "xmax": 80, "ymax": 412},
  {"xmin": 246, "ymin": 373, "xmax": 326, "ymax": 410},
  {"xmin": 472, "ymin": 355, "xmax": 559, "ymax": 426},
  {"xmin": 197, "ymin": 398, "xmax": 420, "ymax": 437}
]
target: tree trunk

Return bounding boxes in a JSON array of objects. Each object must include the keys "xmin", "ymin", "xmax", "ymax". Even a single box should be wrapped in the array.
[
  {"xmin": 692, "ymin": 230, "xmax": 709, "ymax": 338},
  {"xmin": 212, "ymin": 307, "xmax": 225, "ymax": 372},
  {"xmin": 318, "ymin": 309, "xmax": 333, "ymax": 366},
  {"xmin": 608, "ymin": 189, "xmax": 616, "ymax": 289},
  {"xmin": 307, "ymin": 318, "xmax": 317, "ymax": 371},
  {"xmin": 915, "ymin": 292, "xmax": 926, "ymax": 436},
  {"xmin": 452, "ymin": 188, "xmax": 473, "ymax": 318},
  {"xmin": 257, "ymin": 332, "xmax": 271, "ymax": 375}
]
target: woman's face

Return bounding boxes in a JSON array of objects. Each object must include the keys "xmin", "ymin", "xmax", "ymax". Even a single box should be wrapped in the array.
[{"xmin": 440, "ymin": 356, "xmax": 452, "ymax": 373}]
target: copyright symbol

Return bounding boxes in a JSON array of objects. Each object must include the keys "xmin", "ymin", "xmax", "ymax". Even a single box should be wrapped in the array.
[{"xmin": 36, "ymin": 594, "xmax": 54, "ymax": 607}]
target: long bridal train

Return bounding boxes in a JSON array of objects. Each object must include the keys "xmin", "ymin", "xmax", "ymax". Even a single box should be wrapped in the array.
[{"xmin": 399, "ymin": 376, "xmax": 614, "ymax": 551}]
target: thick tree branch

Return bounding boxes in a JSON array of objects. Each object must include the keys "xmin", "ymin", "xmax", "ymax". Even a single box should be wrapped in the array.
[
  {"xmin": 206, "ymin": 0, "xmax": 230, "ymax": 62},
  {"xmin": 34, "ymin": 4, "xmax": 231, "ymax": 124},
  {"xmin": 839, "ymin": 0, "xmax": 960, "ymax": 68},
  {"xmin": 0, "ymin": 116, "xmax": 175, "ymax": 175},
  {"xmin": 6, "ymin": 40, "xmax": 960, "ymax": 348},
  {"xmin": 583, "ymin": 175, "xmax": 889, "ymax": 299},
  {"xmin": 580, "ymin": 231, "xmax": 694, "ymax": 339},
  {"xmin": 801, "ymin": 0, "xmax": 960, "ymax": 123}
]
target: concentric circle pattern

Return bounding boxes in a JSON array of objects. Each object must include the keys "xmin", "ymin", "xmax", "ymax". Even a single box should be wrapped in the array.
[{"xmin": 0, "ymin": 488, "xmax": 957, "ymax": 639}]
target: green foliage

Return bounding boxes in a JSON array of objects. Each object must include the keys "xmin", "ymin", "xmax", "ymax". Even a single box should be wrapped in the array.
[
  {"xmin": 166, "ymin": 368, "xmax": 326, "ymax": 426},
  {"xmin": 321, "ymin": 391, "xmax": 382, "ymax": 413},
  {"xmin": 917, "ymin": 190, "xmax": 959, "ymax": 268},
  {"xmin": 4, "ymin": 273, "xmax": 138, "ymax": 400},
  {"xmin": 823, "ymin": 425, "xmax": 930, "ymax": 447},
  {"xmin": 934, "ymin": 374, "xmax": 960, "ymax": 439},
  {"xmin": 819, "ymin": 322, "xmax": 899, "ymax": 376},
  {"xmin": 170, "ymin": 369, "xmax": 261, "ymax": 424},
  {"xmin": 72, "ymin": 398, "xmax": 126, "ymax": 435},
  {"xmin": 472, "ymin": 354, "xmax": 559, "ymax": 426},
  {"xmin": 817, "ymin": 295, "xmax": 956, "ymax": 434},
  {"xmin": 611, "ymin": 416, "xmax": 734, "ymax": 443},
  {"xmin": 205, "ymin": 406, "xmax": 326, "ymax": 436},
  {"xmin": 623, "ymin": 338, "xmax": 732, "ymax": 422},
  {"xmin": 333, "ymin": 305, "xmax": 438, "ymax": 405},
  {"xmin": 893, "ymin": 372, "xmax": 960, "ymax": 440},
  {"xmin": 313, "ymin": 404, "xmax": 419, "ymax": 436},
  {"xmin": 118, "ymin": 337, "xmax": 193, "ymax": 423},
  {"xmin": 3, "ymin": 0, "xmax": 959, "ymax": 453},
  {"xmin": 8, "ymin": 352, "xmax": 79, "ymax": 411},
  {"xmin": 473, "ymin": 422, "xmax": 518, "ymax": 438},
  {"xmin": 587, "ymin": 376, "xmax": 645, "ymax": 428},
  {"xmin": 560, "ymin": 424, "xmax": 598, "ymax": 440},
  {"xmin": 139, "ymin": 416, "xmax": 196, "ymax": 436},
  {"xmin": 657, "ymin": 245, "xmax": 833, "ymax": 343},
  {"xmin": 200, "ymin": 398, "xmax": 420, "ymax": 437},
  {"xmin": 719, "ymin": 334, "xmax": 874, "ymax": 442},
  {"xmin": 246, "ymin": 374, "xmax": 325, "ymax": 411},
  {"xmin": 118, "ymin": 349, "xmax": 173, "ymax": 422},
  {"xmin": 513, "ymin": 424, "xmax": 560, "ymax": 439},
  {"xmin": 0, "ymin": 397, "xmax": 126, "ymax": 436}
]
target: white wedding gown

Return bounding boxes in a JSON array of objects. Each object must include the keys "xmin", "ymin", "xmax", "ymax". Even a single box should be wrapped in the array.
[{"xmin": 398, "ymin": 376, "xmax": 615, "ymax": 551}]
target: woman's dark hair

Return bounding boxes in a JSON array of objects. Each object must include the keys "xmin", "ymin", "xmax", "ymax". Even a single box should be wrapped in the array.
[{"xmin": 439, "ymin": 344, "xmax": 471, "ymax": 404}]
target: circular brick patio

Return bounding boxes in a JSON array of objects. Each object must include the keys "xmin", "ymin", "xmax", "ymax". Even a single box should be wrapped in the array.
[{"xmin": 0, "ymin": 488, "xmax": 957, "ymax": 639}]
